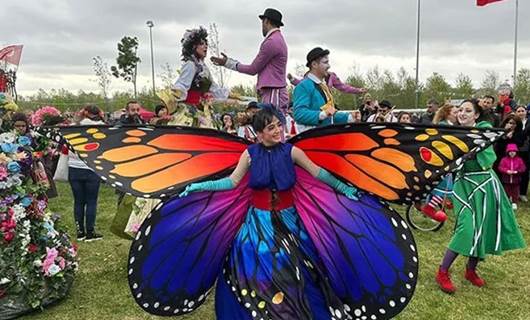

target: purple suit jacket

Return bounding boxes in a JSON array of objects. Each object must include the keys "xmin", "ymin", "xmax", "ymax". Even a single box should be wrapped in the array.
[{"xmin": 237, "ymin": 30, "xmax": 287, "ymax": 89}]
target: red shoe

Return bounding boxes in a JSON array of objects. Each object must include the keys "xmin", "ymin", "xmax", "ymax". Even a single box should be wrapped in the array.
[
  {"xmin": 436, "ymin": 267, "xmax": 456, "ymax": 294},
  {"xmin": 465, "ymin": 268, "xmax": 485, "ymax": 287},
  {"xmin": 421, "ymin": 204, "xmax": 448, "ymax": 222}
]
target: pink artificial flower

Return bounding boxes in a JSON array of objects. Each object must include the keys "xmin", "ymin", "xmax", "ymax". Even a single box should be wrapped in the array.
[
  {"xmin": 57, "ymin": 257, "xmax": 66, "ymax": 269},
  {"xmin": 3, "ymin": 231, "xmax": 14, "ymax": 243},
  {"xmin": 46, "ymin": 247, "xmax": 58, "ymax": 261},
  {"xmin": 42, "ymin": 247, "xmax": 59, "ymax": 275},
  {"xmin": 27, "ymin": 243, "xmax": 38, "ymax": 253},
  {"xmin": 69, "ymin": 246, "xmax": 77, "ymax": 257},
  {"xmin": 30, "ymin": 106, "xmax": 61, "ymax": 126},
  {"xmin": 0, "ymin": 166, "xmax": 7, "ymax": 180},
  {"xmin": 131, "ymin": 223, "xmax": 141, "ymax": 233}
]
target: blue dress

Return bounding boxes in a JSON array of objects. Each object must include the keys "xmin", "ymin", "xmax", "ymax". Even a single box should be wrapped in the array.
[{"xmin": 215, "ymin": 143, "xmax": 335, "ymax": 319}]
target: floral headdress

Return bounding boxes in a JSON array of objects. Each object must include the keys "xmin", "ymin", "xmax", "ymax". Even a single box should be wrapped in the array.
[{"xmin": 181, "ymin": 27, "xmax": 208, "ymax": 61}]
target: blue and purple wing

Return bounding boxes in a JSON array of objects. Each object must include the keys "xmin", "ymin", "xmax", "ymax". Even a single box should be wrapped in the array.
[
  {"xmin": 293, "ymin": 167, "xmax": 418, "ymax": 320},
  {"xmin": 127, "ymin": 175, "xmax": 251, "ymax": 316}
]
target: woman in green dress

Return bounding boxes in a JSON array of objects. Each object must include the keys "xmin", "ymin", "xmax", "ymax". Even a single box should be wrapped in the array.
[{"xmin": 436, "ymin": 99, "xmax": 526, "ymax": 294}]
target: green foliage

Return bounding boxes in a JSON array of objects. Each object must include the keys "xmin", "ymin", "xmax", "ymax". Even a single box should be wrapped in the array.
[
  {"xmin": 110, "ymin": 36, "xmax": 141, "ymax": 97},
  {"xmin": 453, "ymin": 73, "xmax": 475, "ymax": 99},
  {"xmin": 514, "ymin": 68, "xmax": 530, "ymax": 105},
  {"xmin": 478, "ymin": 70, "xmax": 500, "ymax": 98},
  {"xmin": 231, "ymin": 84, "xmax": 257, "ymax": 98},
  {"xmin": 12, "ymin": 68, "xmax": 530, "ymax": 115},
  {"xmin": 16, "ymin": 88, "xmax": 162, "ymax": 113},
  {"xmin": 424, "ymin": 73, "xmax": 452, "ymax": 104}
]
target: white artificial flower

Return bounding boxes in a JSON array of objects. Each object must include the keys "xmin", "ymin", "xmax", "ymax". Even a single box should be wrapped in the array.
[
  {"xmin": 0, "ymin": 278, "xmax": 11, "ymax": 285},
  {"xmin": 48, "ymin": 264, "xmax": 61, "ymax": 276},
  {"xmin": 33, "ymin": 260, "xmax": 43, "ymax": 267},
  {"xmin": 0, "ymin": 132, "xmax": 16, "ymax": 144},
  {"xmin": 12, "ymin": 204, "xmax": 26, "ymax": 221}
]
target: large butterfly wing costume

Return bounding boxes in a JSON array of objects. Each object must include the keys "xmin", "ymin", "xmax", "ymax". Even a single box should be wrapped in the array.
[{"xmin": 58, "ymin": 123, "xmax": 503, "ymax": 319}]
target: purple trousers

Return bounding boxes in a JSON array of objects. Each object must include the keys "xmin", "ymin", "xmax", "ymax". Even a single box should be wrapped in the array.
[{"xmin": 258, "ymin": 87, "xmax": 289, "ymax": 115}]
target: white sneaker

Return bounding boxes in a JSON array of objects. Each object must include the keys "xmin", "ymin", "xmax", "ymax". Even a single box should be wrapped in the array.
[
  {"xmin": 519, "ymin": 195, "xmax": 528, "ymax": 202},
  {"xmin": 512, "ymin": 203, "xmax": 518, "ymax": 210}
]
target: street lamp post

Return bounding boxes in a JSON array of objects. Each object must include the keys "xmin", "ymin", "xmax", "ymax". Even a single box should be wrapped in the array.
[
  {"xmin": 414, "ymin": 0, "xmax": 421, "ymax": 109},
  {"xmin": 146, "ymin": 20, "xmax": 156, "ymax": 96}
]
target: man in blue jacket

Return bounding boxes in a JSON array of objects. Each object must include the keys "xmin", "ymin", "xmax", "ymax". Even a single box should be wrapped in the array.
[{"xmin": 292, "ymin": 47, "xmax": 357, "ymax": 131}]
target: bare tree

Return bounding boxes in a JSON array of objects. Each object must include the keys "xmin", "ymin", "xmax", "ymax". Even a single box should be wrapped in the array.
[
  {"xmin": 92, "ymin": 56, "xmax": 112, "ymax": 100},
  {"xmin": 159, "ymin": 62, "xmax": 178, "ymax": 89},
  {"xmin": 294, "ymin": 63, "xmax": 306, "ymax": 78},
  {"xmin": 208, "ymin": 23, "xmax": 231, "ymax": 87},
  {"xmin": 480, "ymin": 70, "xmax": 500, "ymax": 93}
]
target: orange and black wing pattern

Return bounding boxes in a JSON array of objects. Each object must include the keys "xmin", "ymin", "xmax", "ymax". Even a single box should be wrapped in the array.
[
  {"xmin": 59, "ymin": 125, "xmax": 250, "ymax": 198},
  {"xmin": 290, "ymin": 123, "xmax": 504, "ymax": 204}
]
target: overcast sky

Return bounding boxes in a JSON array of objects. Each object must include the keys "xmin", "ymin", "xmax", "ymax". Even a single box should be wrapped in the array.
[{"xmin": 2, "ymin": 0, "xmax": 529, "ymax": 96}]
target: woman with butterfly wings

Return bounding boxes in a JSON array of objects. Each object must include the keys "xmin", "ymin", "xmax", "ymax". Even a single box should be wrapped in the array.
[{"xmin": 58, "ymin": 108, "xmax": 505, "ymax": 319}]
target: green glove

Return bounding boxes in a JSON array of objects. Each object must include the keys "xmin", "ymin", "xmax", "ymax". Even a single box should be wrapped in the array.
[
  {"xmin": 317, "ymin": 169, "xmax": 359, "ymax": 200},
  {"xmin": 179, "ymin": 177, "xmax": 234, "ymax": 197}
]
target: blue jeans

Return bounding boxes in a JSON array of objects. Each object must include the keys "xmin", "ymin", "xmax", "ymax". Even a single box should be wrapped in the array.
[{"xmin": 68, "ymin": 167, "xmax": 101, "ymax": 232}]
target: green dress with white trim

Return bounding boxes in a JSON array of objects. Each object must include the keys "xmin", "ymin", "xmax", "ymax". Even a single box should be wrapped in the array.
[{"xmin": 449, "ymin": 121, "xmax": 526, "ymax": 258}]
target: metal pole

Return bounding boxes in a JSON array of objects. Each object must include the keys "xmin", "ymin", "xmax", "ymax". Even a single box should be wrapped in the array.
[
  {"xmin": 513, "ymin": 0, "xmax": 519, "ymax": 87},
  {"xmin": 147, "ymin": 21, "xmax": 156, "ymax": 96},
  {"xmin": 414, "ymin": 0, "xmax": 421, "ymax": 109}
]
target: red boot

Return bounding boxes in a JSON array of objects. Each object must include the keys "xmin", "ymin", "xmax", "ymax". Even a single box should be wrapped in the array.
[
  {"xmin": 436, "ymin": 267, "xmax": 456, "ymax": 294},
  {"xmin": 421, "ymin": 204, "xmax": 448, "ymax": 222},
  {"xmin": 465, "ymin": 268, "xmax": 485, "ymax": 287}
]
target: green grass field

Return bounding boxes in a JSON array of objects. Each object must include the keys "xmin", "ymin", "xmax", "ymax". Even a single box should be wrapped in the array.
[{"xmin": 24, "ymin": 182, "xmax": 530, "ymax": 320}]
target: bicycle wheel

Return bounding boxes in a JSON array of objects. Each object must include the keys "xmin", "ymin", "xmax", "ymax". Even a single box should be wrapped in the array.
[{"xmin": 405, "ymin": 203, "xmax": 444, "ymax": 232}]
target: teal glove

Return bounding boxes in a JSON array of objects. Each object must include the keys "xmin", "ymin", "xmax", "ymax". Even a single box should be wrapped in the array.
[
  {"xmin": 179, "ymin": 177, "xmax": 234, "ymax": 197},
  {"xmin": 317, "ymin": 168, "xmax": 359, "ymax": 200}
]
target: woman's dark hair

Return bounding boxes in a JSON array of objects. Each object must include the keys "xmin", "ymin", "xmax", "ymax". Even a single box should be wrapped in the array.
[
  {"xmin": 515, "ymin": 105, "xmax": 527, "ymax": 113},
  {"xmin": 155, "ymin": 104, "xmax": 168, "ymax": 117},
  {"xmin": 398, "ymin": 111, "xmax": 411, "ymax": 122},
  {"xmin": 252, "ymin": 108, "xmax": 279, "ymax": 133},
  {"xmin": 221, "ymin": 113, "xmax": 235, "ymax": 129},
  {"xmin": 11, "ymin": 112, "xmax": 29, "ymax": 125},
  {"xmin": 181, "ymin": 27, "xmax": 208, "ymax": 61},
  {"xmin": 84, "ymin": 105, "xmax": 103, "ymax": 121},
  {"xmin": 501, "ymin": 113, "xmax": 522, "ymax": 132},
  {"xmin": 460, "ymin": 99, "xmax": 482, "ymax": 118}
]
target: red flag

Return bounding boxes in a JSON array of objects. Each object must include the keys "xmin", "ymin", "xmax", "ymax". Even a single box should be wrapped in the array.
[
  {"xmin": 0, "ymin": 45, "xmax": 23, "ymax": 65},
  {"xmin": 477, "ymin": 0, "xmax": 504, "ymax": 6}
]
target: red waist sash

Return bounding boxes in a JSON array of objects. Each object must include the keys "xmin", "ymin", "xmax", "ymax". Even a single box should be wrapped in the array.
[
  {"xmin": 184, "ymin": 90, "xmax": 203, "ymax": 105},
  {"xmin": 251, "ymin": 189, "xmax": 294, "ymax": 211}
]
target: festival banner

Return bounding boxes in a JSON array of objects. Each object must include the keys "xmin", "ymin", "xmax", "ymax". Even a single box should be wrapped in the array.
[
  {"xmin": 477, "ymin": 0, "xmax": 504, "ymax": 6},
  {"xmin": 0, "ymin": 45, "xmax": 23, "ymax": 66}
]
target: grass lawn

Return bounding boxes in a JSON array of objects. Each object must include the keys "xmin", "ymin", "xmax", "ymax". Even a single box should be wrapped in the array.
[{"xmin": 24, "ymin": 182, "xmax": 530, "ymax": 320}]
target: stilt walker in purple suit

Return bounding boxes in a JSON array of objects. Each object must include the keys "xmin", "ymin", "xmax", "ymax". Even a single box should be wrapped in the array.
[{"xmin": 211, "ymin": 8, "xmax": 289, "ymax": 115}]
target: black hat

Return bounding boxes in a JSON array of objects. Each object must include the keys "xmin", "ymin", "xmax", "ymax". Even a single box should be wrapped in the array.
[
  {"xmin": 246, "ymin": 101, "xmax": 259, "ymax": 110},
  {"xmin": 306, "ymin": 47, "xmax": 330, "ymax": 67},
  {"xmin": 379, "ymin": 100, "xmax": 392, "ymax": 109},
  {"xmin": 259, "ymin": 8, "xmax": 284, "ymax": 27}
]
